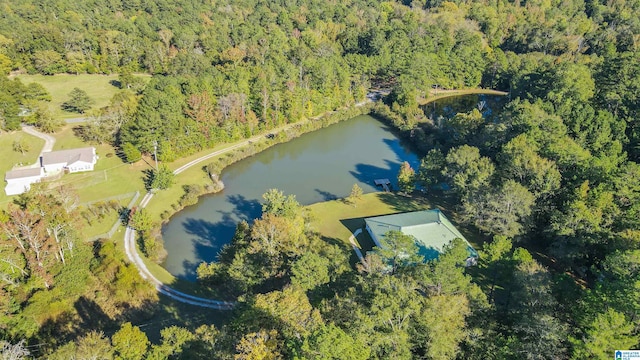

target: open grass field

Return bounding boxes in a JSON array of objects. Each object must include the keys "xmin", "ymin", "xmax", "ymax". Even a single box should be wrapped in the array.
[
  {"xmin": 17, "ymin": 74, "xmax": 122, "ymax": 119},
  {"xmin": 16, "ymin": 73, "xmax": 151, "ymax": 120},
  {"xmin": 0, "ymin": 130, "xmax": 45, "ymax": 206}
]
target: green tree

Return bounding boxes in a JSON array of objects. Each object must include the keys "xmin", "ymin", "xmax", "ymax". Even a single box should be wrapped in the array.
[
  {"xmin": 235, "ymin": 329, "xmax": 282, "ymax": 360},
  {"xmin": 570, "ymin": 309, "xmax": 637, "ymax": 360},
  {"xmin": 130, "ymin": 209, "xmax": 153, "ymax": 232},
  {"xmin": 249, "ymin": 286, "xmax": 323, "ymax": 339},
  {"xmin": 374, "ymin": 230, "xmax": 423, "ymax": 274},
  {"xmin": 121, "ymin": 142, "xmax": 142, "ymax": 163},
  {"xmin": 299, "ymin": 323, "xmax": 370, "ymax": 360},
  {"xmin": 75, "ymin": 331, "xmax": 113, "ymax": 360},
  {"xmin": 150, "ymin": 164, "xmax": 175, "ymax": 190},
  {"xmin": 147, "ymin": 326, "xmax": 195, "ymax": 360},
  {"xmin": 498, "ymin": 134, "xmax": 561, "ymax": 198},
  {"xmin": 463, "ymin": 180, "xmax": 535, "ymax": 237},
  {"xmin": 347, "ymin": 183, "xmax": 363, "ymax": 205},
  {"xmin": 112, "ymin": 322, "xmax": 149, "ymax": 360},
  {"xmin": 31, "ymin": 102, "xmax": 63, "ymax": 133},
  {"xmin": 443, "ymin": 145, "xmax": 495, "ymax": 196},
  {"xmin": 446, "ymin": 109, "xmax": 484, "ymax": 142},
  {"xmin": 397, "ymin": 161, "xmax": 416, "ymax": 194},
  {"xmin": 417, "ymin": 149, "xmax": 445, "ymax": 189},
  {"xmin": 412, "ymin": 294, "xmax": 470, "ymax": 360},
  {"xmin": 262, "ymin": 189, "xmax": 300, "ymax": 219},
  {"xmin": 62, "ymin": 87, "xmax": 94, "ymax": 114},
  {"xmin": 291, "ymin": 252, "xmax": 330, "ymax": 291}
]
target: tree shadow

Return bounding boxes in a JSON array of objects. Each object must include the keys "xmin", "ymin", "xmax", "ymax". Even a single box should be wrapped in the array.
[
  {"xmin": 180, "ymin": 215, "xmax": 237, "ymax": 280},
  {"xmin": 349, "ymin": 161, "xmax": 399, "ymax": 188},
  {"xmin": 225, "ymin": 194, "xmax": 262, "ymax": 222},
  {"xmin": 382, "ymin": 138, "xmax": 421, "ymax": 166},
  {"xmin": 74, "ymin": 295, "xmax": 114, "ymax": 332},
  {"xmin": 179, "ymin": 195, "xmax": 262, "ymax": 280},
  {"xmin": 315, "ymin": 188, "xmax": 339, "ymax": 201},
  {"xmin": 376, "ymin": 192, "xmax": 431, "ymax": 213}
]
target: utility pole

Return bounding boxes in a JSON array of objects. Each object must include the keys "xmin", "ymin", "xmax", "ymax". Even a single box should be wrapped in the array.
[{"xmin": 153, "ymin": 140, "xmax": 158, "ymax": 171}]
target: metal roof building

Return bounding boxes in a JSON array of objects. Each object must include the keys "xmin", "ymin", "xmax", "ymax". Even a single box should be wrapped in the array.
[{"xmin": 364, "ymin": 209, "xmax": 477, "ymax": 261}]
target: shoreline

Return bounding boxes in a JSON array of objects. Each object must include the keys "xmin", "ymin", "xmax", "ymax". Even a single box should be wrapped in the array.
[
  {"xmin": 134, "ymin": 88, "xmax": 506, "ymax": 289},
  {"xmin": 137, "ymin": 102, "xmax": 376, "ymax": 288}
]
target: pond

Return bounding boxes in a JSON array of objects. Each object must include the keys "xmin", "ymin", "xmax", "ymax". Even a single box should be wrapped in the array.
[
  {"xmin": 422, "ymin": 93, "xmax": 507, "ymax": 120},
  {"xmin": 161, "ymin": 114, "xmax": 420, "ymax": 280}
]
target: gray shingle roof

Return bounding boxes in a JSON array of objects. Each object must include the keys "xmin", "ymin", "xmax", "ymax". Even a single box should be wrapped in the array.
[
  {"xmin": 42, "ymin": 147, "xmax": 95, "ymax": 166},
  {"xmin": 5, "ymin": 167, "xmax": 43, "ymax": 180}
]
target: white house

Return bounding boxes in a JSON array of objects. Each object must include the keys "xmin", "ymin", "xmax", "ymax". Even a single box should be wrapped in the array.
[
  {"xmin": 4, "ymin": 167, "xmax": 44, "ymax": 196},
  {"xmin": 41, "ymin": 147, "xmax": 97, "ymax": 174}
]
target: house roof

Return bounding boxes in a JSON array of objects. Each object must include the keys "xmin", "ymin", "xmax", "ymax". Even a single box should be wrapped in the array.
[
  {"xmin": 42, "ymin": 147, "xmax": 95, "ymax": 166},
  {"xmin": 5, "ymin": 167, "xmax": 43, "ymax": 180},
  {"xmin": 365, "ymin": 209, "xmax": 476, "ymax": 260}
]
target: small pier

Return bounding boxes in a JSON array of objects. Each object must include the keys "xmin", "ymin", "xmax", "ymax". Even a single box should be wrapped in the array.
[{"xmin": 374, "ymin": 179, "xmax": 391, "ymax": 192}]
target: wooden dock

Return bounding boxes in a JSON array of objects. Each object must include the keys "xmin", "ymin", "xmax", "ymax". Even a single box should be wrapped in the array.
[{"xmin": 374, "ymin": 178, "xmax": 391, "ymax": 192}]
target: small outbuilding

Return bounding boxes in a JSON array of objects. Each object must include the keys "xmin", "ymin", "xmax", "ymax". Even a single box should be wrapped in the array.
[
  {"xmin": 4, "ymin": 167, "xmax": 44, "ymax": 196},
  {"xmin": 42, "ymin": 147, "xmax": 97, "ymax": 174},
  {"xmin": 365, "ymin": 209, "xmax": 477, "ymax": 264}
]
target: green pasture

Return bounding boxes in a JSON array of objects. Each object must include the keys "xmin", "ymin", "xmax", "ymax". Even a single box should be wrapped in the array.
[{"xmin": 16, "ymin": 73, "xmax": 150, "ymax": 119}]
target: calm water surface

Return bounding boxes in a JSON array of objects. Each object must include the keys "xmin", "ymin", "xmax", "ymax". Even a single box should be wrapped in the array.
[{"xmin": 162, "ymin": 115, "xmax": 420, "ymax": 279}]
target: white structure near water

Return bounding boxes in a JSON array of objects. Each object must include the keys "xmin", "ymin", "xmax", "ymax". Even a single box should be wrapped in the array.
[{"xmin": 4, "ymin": 147, "xmax": 98, "ymax": 196}]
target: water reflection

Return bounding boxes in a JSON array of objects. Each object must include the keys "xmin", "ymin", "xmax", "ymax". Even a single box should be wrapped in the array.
[{"xmin": 161, "ymin": 115, "xmax": 419, "ymax": 280}]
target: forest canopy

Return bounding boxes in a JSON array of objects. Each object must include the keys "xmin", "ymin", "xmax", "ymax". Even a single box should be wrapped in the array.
[{"xmin": 0, "ymin": 0, "xmax": 639, "ymax": 358}]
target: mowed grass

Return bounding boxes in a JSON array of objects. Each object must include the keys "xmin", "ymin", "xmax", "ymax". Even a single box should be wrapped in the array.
[
  {"xmin": 0, "ymin": 130, "xmax": 45, "ymax": 207},
  {"xmin": 45, "ymin": 125, "xmax": 150, "ymax": 204},
  {"xmin": 17, "ymin": 74, "xmax": 121, "ymax": 119},
  {"xmin": 143, "ymin": 163, "xmax": 212, "ymax": 221},
  {"xmin": 16, "ymin": 73, "xmax": 151, "ymax": 119},
  {"xmin": 306, "ymin": 192, "xmax": 432, "ymax": 247}
]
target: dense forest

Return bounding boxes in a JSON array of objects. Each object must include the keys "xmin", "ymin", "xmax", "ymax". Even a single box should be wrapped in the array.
[{"xmin": 1, "ymin": 0, "xmax": 640, "ymax": 358}]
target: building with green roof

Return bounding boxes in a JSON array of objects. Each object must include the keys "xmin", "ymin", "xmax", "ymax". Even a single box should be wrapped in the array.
[{"xmin": 364, "ymin": 209, "xmax": 477, "ymax": 264}]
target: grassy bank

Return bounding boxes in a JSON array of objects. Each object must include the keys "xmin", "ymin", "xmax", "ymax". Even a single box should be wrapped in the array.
[{"xmin": 307, "ymin": 192, "xmax": 431, "ymax": 250}]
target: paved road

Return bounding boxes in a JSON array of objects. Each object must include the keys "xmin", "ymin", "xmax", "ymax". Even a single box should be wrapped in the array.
[
  {"xmin": 124, "ymin": 225, "xmax": 234, "ymax": 310},
  {"xmin": 126, "ymin": 98, "xmax": 375, "ymax": 308},
  {"xmin": 21, "ymin": 125, "xmax": 55, "ymax": 153},
  {"xmin": 21, "ymin": 125, "xmax": 56, "ymax": 167}
]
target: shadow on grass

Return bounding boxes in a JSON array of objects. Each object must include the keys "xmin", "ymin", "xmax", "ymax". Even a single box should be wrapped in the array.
[{"xmin": 376, "ymin": 192, "xmax": 431, "ymax": 213}]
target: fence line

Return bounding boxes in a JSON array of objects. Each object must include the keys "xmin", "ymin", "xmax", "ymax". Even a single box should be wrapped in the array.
[
  {"xmin": 87, "ymin": 191, "xmax": 140, "ymax": 242},
  {"xmin": 80, "ymin": 191, "xmax": 139, "ymax": 207}
]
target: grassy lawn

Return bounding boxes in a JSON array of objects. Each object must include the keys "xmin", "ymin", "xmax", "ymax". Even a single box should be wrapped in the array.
[
  {"xmin": 306, "ymin": 192, "xmax": 432, "ymax": 248},
  {"xmin": 307, "ymin": 190, "xmax": 489, "ymax": 256},
  {"xmin": 39, "ymin": 124, "xmax": 150, "ymax": 204},
  {"xmin": 0, "ymin": 130, "xmax": 45, "ymax": 206},
  {"xmin": 16, "ymin": 73, "xmax": 150, "ymax": 120}
]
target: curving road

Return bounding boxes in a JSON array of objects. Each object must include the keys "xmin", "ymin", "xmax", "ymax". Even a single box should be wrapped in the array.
[
  {"xmin": 123, "ymin": 224, "xmax": 234, "ymax": 309},
  {"xmin": 21, "ymin": 125, "xmax": 56, "ymax": 167},
  {"xmin": 124, "ymin": 98, "xmax": 375, "ymax": 308}
]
